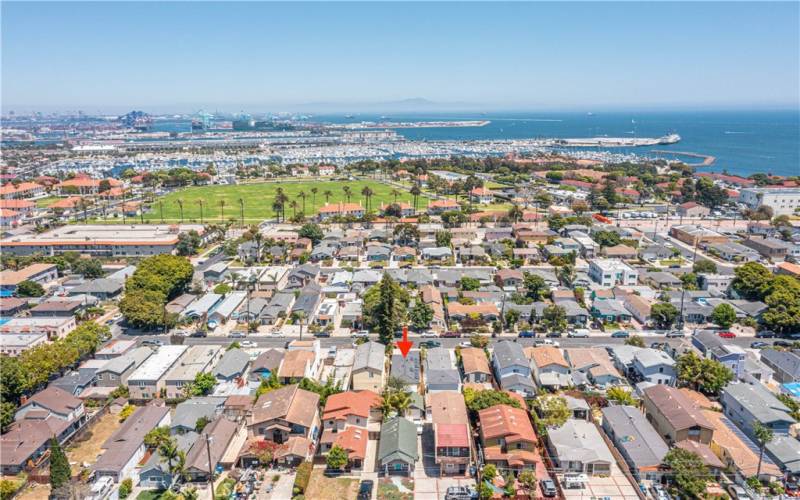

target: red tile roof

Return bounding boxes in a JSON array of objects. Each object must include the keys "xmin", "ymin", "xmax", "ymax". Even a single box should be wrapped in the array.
[
  {"xmin": 478, "ymin": 404, "xmax": 537, "ymax": 445},
  {"xmin": 322, "ymin": 390, "xmax": 381, "ymax": 421},
  {"xmin": 436, "ymin": 423, "xmax": 470, "ymax": 447}
]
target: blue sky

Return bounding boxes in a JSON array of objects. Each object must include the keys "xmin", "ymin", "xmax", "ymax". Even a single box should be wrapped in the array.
[{"xmin": 2, "ymin": 2, "xmax": 798, "ymax": 113}]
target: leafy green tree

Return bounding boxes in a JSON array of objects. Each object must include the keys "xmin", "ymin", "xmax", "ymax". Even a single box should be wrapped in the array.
[
  {"xmin": 693, "ymin": 260, "xmax": 717, "ymax": 274},
  {"xmin": 71, "ymin": 258, "xmax": 104, "ymax": 278},
  {"xmin": 369, "ymin": 274, "xmax": 409, "ymax": 345},
  {"xmin": 522, "ymin": 272, "xmax": 549, "ymax": 301},
  {"xmin": 535, "ymin": 396, "xmax": 570, "ymax": 428},
  {"xmin": 676, "ymin": 351, "xmax": 734, "ymax": 396},
  {"xmin": 299, "ymin": 377, "xmax": 342, "ymax": 406},
  {"xmin": 298, "ymin": 223, "xmax": 324, "ymax": 245},
  {"xmin": 762, "ymin": 275, "xmax": 800, "ymax": 334},
  {"xmin": 651, "ymin": 302, "xmax": 679, "ymax": 329},
  {"xmin": 664, "ymin": 448, "xmax": 710, "ymax": 498},
  {"xmin": 624, "ymin": 335, "xmax": 645, "ymax": 348},
  {"xmin": 119, "ymin": 404, "xmax": 135, "ymax": 422},
  {"xmin": 393, "ymin": 223, "xmax": 420, "ymax": 246},
  {"xmin": 435, "ymin": 230, "xmax": 452, "ymax": 247},
  {"xmin": 607, "ymin": 387, "xmax": 636, "ymax": 405},
  {"xmin": 460, "ymin": 277, "xmax": 481, "ymax": 291},
  {"xmin": 195, "ymin": 416, "xmax": 211, "ymax": 433},
  {"xmin": 186, "ymin": 372, "xmax": 217, "ymax": 397},
  {"xmin": 16, "ymin": 280, "xmax": 44, "ymax": 297},
  {"xmin": 680, "ymin": 272, "xmax": 698, "ymax": 290},
  {"xmin": 49, "ymin": 438, "xmax": 71, "ymax": 490},
  {"xmin": 409, "ymin": 300, "xmax": 434, "ymax": 331},
  {"xmin": 119, "ymin": 288, "xmax": 168, "ymax": 329},
  {"xmin": 176, "ymin": 230, "xmax": 202, "ymax": 256},
  {"xmin": 144, "ymin": 426, "xmax": 171, "ymax": 449},
  {"xmin": 778, "ymin": 393, "xmax": 800, "ymax": 421},
  {"xmin": 213, "ymin": 283, "xmax": 232, "ymax": 295},
  {"xmin": 227, "ymin": 341, "xmax": 241, "ymax": 351},
  {"xmin": 0, "ymin": 402, "xmax": 16, "ymax": 433},
  {"xmin": 470, "ymin": 334, "xmax": 489, "ymax": 348},
  {"xmin": 127, "ymin": 254, "xmax": 194, "ymax": 299},
  {"xmin": 254, "ymin": 371, "xmax": 282, "ymax": 399},
  {"xmin": 504, "ymin": 309, "xmax": 521, "ymax": 329},
  {"xmin": 326, "ymin": 444, "xmax": 349, "ymax": 470},
  {"xmin": 118, "ymin": 478, "xmax": 132, "ymax": 499},
  {"xmin": 711, "ymin": 303, "xmax": 737, "ymax": 329},
  {"xmin": 482, "ymin": 464, "xmax": 497, "ymax": 481},
  {"xmin": 732, "ymin": 262, "xmax": 773, "ymax": 300},
  {"xmin": 463, "ymin": 388, "xmax": 521, "ymax": 412},
  {"xmin": 541, "ymin": 305, "xmax": 567, "ymax": 333},
  {"xmin": 593, "ymin": 230, "xmax": 621, "ymax": 247}
]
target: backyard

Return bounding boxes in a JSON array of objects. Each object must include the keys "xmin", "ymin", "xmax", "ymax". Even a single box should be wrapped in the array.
[
  {"xmin": 378, "ymin": 477, "xmax": 414, "ymax": 500},
  {"xmin": 65, "ymin": 411, "xmax": 121, "ymax": 474},
  {"xmin": 303, "ymin": 469, "xmax": 359, "ymax": 500},
  {"xmin": 136, "ymin": 179, "xmax": 433, "ymax": 223}
]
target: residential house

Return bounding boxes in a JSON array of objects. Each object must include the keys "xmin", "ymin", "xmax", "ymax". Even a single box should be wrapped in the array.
[
  {"xmin": 631, "ymin": 349, "xmax": 676, "ymax": 386},
  {"xmin": 720, "ymin": 382, "xmax": 795, "ymax": 440},
  {"xmin": 761, "ymin": 349, "xmax": 800, "ymax": 384},
  {"xmin": 703, "ymin": 408, "xmax": 782, "ymax": 482},
  {"xmin": 278, "ymin": 349, "xmax": 319, "ymax": 384},
  {"xmin": 623, "ymin": 294, "xmax": 652, "ymax": 325},
  {"xmin": 527, "ymin": 346, "xmax": 571, "ymax": 390},
  {"xmin": 479, "ymin": 404, "xmax": 543, "ymax": 472},
  {"xmin": 0, "ymin": 263, "xmax": 58, "ymax": 295},
  {"xmin": 766, "ymin": 436, "xmax": 800, "ymax": 479},
  {"xmin": 591, "ymin": 299, "xmax": 632, "ymax": 324},
  {"xmin": 171, "ymin": 397, "xmax": 224, "ymax": 434},
  {"xmin": 565, "ymin": 348, "xmax": 626, "ymax": 388},
  {"xmin": 139, "ymin": 431, "xmax": 197, "ymax": 489},
  {"xmin": 94, "ymin": 347, "xmax": 153, "ymax": 387},
  {"xmin": 420, "ymin": 285, "xmax": 446, "ymax": 331},
  {"xmin": 162, "ymin": 346, "xmax": 223, "ymax": 399},
  {"xmin": 249, "ymin": 384, "xmax": 321, "ymax": 444},
  {"xmin": 93, "ymin": 405, "xmax": 171, "ymax": 483},
  {"xmin": 742, "ymin": 237, "xmax": 791, "ymax": 262},
  {"xmin": 588, "ymin": 259, "xmax": 638, "ymax": 287},
  {"xmin": 425, "ymin": 347, "xmax": 461, "ymax": 392},
  {"xmin": 548, "ymin": 419, "xmax": 614, "ymax": 475},
  {"xmin": 642, "ymin": 385, "xmax": 714, "ymax": 445},
  {"xmin": 184, "ymin": 416, "xmax": 243, "ymax": 481},
  {"xmin": 692, "ymin": 331, "xmax": 747, "ymax": 378},
  {"xmin": 677, "ymin": 202, "xmax": 710, "ymax": 217},
  {"xmin": 460, "ymin": 347, "xmax": 492, "ymax": 384},
  {"xmin": 249, "ymin": 349, "xmax": 283, "ymax": 382},
  {"xmin": 127, "ymin": 346, "xmax": 188, "ymax": 400},
  {"xmin": 602, "ymin": 405, "xmax": 669, "ymax": 482},
  {"xmin": 319, "ymin": 391, "xmax": 381, "ymax": 469},
  {"xmin": 492, "ymin": 341, "xmax": 536, "ymax": 396},
  {"xmin": 352, "ymin": 341, "xmax": 386, "ymax": 392},
  {"xmin": 68, "ymin": 278, "xmax": 123, "ymax": 300},
  {"xmin": 427, "ymin": 392, "xmax": 471, "ymax": 476},
  {"xmin": 213, "ymin": 348, "xmax": 251, "ymax": 382},
  {"xmin": 391, "ymin": 352, "xmax": 421, "ymax": 391},
  {"xmin": 377, "ymin": 417, "xmax": 419, "ymax": 476}
]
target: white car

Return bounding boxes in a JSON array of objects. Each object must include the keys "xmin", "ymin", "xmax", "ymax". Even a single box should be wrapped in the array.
[
  {"xmin": 458, "ymin": 341, "xmax": 472, "ymax": 348},
  {"xmin": 352, "ymin": 331, "xmax": 370, "ymax": 338},
  {"xmin": 240, "ymin": 340, "xmax": 256, "ymax": 348},
  {"xmin": 419, "ymin": 331, "xmax": 438, "ymax": 338}
]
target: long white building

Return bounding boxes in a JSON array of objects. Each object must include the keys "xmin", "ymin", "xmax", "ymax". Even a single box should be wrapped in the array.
[
  {"xmin": 739, "ymin": 187, "xmax": 800, "ymax": 216},
  {"xmin": 589, "ymin": 259, "xmax": 639, "ymax": 287}
]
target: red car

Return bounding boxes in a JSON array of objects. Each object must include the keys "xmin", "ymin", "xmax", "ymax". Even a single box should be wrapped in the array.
[{"xmin": 717, "ymin": 331, "xmax": 737, "ymax": 339}]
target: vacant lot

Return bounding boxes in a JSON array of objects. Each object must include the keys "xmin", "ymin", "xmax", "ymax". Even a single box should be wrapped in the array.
[
  {"xmin": 66, "ymin": 411, "xmax": 120, "ymax": 474},
  {"xmin": 378, "ymin": 478, "xmax": 414, "ymax": 500},
  {"xmin": 15, "ymin": 482, "xmax": 50, "ymax": 500},
  {"xmin": 140, "ymin": 179, "xmax": 432, "ymax": 223},
  {"xmin": 304, "ymin": 469, "xmax": 359, "ymax": 500}
]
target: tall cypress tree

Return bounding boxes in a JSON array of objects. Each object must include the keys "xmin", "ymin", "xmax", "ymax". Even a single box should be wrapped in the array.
[{"xmin": 49, "ymin": 437, "xmax": 71, "ymax": 489}]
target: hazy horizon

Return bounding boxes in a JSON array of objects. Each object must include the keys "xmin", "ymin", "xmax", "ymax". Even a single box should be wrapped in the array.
[{"xmin": 2, "ymin": 2, "xmax": 799, "ymax": 114}]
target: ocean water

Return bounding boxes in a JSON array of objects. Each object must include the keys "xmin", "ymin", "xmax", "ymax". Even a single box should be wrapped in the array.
[
  {"xmin": 155, "ymin": 110, "xmax": 799, "ymax": 177},
  {"xmin": 317, "ymin": 110, "xmax": 799, "ymax": 177}
]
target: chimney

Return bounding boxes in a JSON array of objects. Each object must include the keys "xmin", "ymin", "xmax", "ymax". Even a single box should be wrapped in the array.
[{"xmin": 20, "ymin": 395, "xmax": 28, "ymax": 405}]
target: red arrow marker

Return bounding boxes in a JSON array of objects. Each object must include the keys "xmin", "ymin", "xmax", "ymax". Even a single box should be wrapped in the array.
[{"xmin": 396, "ymin": 325, "xmax": 412, "ymax": 358}]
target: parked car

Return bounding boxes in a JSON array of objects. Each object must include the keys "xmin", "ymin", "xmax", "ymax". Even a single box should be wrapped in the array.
[
  {"xmin": 611, "ymin": 330, "xmax": 630, "ymax": 338},
  {"xmin": 534, "ymin": 339, "xmax": 559, "ymax": 347},
  {"xmin": 651, "ymin": 483, "xmax": 671, "ymax": 500},
  {"xmin": 458, "ymin": 341, "xmax": 472, "ymax": 348},
  {"xmin": 546, "ymin": 331, "xmax": 563, "ymax": 338},
  {"xmin": 141, "ymin": 339, "xmax": 163, "ymax": 346},
  {"xmin": 785, "ymin": 482, "xmax": 800, "ymax": 497},
  {"xmin": 444, "ymin": 486, "xmax": 476, "ymax": 500},
  {"xmin": 568, "ymin": 329, "xmax": 589, "ymax": 338},
  {"xmin": 442, "ymin": 331, "xmax": 461, "ymax": 338},
  {"xmin": 518, "ymin": 330, "xmax": 535, "ymax": 338},
  {"xmin": 755, "ymin": 330, "xmax": 776, "ymax": 338},
  {"xmin": 666, "ymin": 330, "xmax": 685, "ymax": 338},
  {"xmin": 717, "ymin": 331, "xmax": 737, "ymax": 339},
  {"xmin": 750, "ymin": 341, "xmax": 768, "ymax": 349},
  {"xmin": 357, "ymin": 480, "xmax": 374, "ymax": 500},
  {"xmin": 727, "ymin": 484, "xmax": 752, "ymax": 500},
  {"xmin": 229, "ymin": 331, "xmax": 246, "ymax": 338},
  {"xmin": 774, "ymin": 340, "xmax": 793, "ymax": 348},
  {"xmin": 419, "ymin": 331, "xmax": 438, "ymax": 338},
  {"xmin": 420, "ymin": 340, "xmax": 441, "ymax": 349},
  {"xmin": 540, "ymin": 479, "xmax": 557, "ymax": 497},
  {"xmin": 353, "ymin": 330, "xmax": 370, "ymax": 338},
  {"xmin": 240, "ymin": 340, "xmax": 257, "ymax": 348}
]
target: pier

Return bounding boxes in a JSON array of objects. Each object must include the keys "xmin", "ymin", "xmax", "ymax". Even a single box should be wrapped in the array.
[{"xmin": 651, "ymin": 150, "xmax": 716, "ymax": 167}]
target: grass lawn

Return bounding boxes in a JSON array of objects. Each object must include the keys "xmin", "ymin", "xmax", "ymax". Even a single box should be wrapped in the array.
[
  {"xmin": 35, "ymin": 196, "xmax": 60, "ymax": 208},
  {"xmin": 66, "ymin": 411, "xmax": 122, "ymax": 474},
  {"xmin": 140, "ymin": 180, "xmax": 432, "ymax": 223},
  {"xmin": 137, "ymin": 491, "xmax": 166, "ymax": 500},
  {"xmin": 377, "ymin": 478, "xmax": 414, "ymax": 500},
  {"xmin": 304, "ymin": 470, "xmax": 359, "ymax": 500}
]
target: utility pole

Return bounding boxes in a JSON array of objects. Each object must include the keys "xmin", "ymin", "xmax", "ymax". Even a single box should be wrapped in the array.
[{"xmin": 205, "ymin": 434, "xmax": 214, "ymax": 495}]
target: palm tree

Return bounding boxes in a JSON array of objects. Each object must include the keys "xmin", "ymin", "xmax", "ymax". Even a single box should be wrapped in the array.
[
  {"xmin": 180, "ymin": 486, "xmax": 198, "ymax": 500},
  {"xmin": 197, "ymin": 200, "xmax": 205, "ymax": 224},
  {"xmin": 275, "ymin": 188, "xmax": 289, "ymax": 221},
  {"xmin": 508, "ymin": 204, "xmax": 523, "ymax": 223},
  {"xmin": 177, "ymin": 199, "xmax": 184, "ymax": 223},
  {"xmin": 272, "ymin": 200, "xmax": 284, "ymax": 222},
  {"xmin": 238, "ymin": 198, "xmax": 245, "ymax": 227},
  {"xmin": 410, "ymin": 185, "xmax": 421, "ymax": 211},
  {"xmin": 323, "ymin": 190, "xmax": 333, "ymax": 204},
  {"xmin": 361, "ymin": 186, "xmax": 374, "ymax": 212},
  {"xmin": 289, "ymin": 200, "xmax": 298, "ymax": 218},
  {"xmin": 343, "ymin": 186, "xmax": 352, "ymax": 203},
  {"xmin": 297, "ymin": 191, "xmax": 307, "ymax": 214},
  {"xmin": 253, "ymin": 231, "xmax": 263, "ymax": 263},
  {"xmin": 754, "ymin": 421, "xmax": 774, "ymax": 477},
  {"xmin": 219, "ymin": 200, "xmax": 226, "ymax": 222},
  {"xmin": 391, "ymin": 189, "xmax": 401, "ymax": 203},
  {"xmin": 292, "ymin": 311, "xmax": 306, "ymax": 340},
  {"xmin": 158, "ymin": 438, "xmax": 179, "ymax": 486},
  {"xmin": 310, "ymin": 187, "xmax": 318, "ymax": 210}
]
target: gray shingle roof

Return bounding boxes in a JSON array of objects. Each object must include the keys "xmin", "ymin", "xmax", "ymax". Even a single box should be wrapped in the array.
[
  {"xmin": 354, "ymin": 341, "xmax": 385, "ymax": 372},
  {"xmin": 493, "ymin": 341, "xmax": 528, "ymax": 370},
  {"xmin": 391, "ymin": 352, "xmax": 420, "ymax": 384},
  {"xmin": 378, "ymin": 417, "xmax": 418, "ymax": 464},
  {"xmin": 602, "ymin": 405, "xmax": 669, "ymax": 469},
  {"xmin": 213, "ymin": 349, "xmax": 250, "ymax": 379},
  {"xmin": 723, "ymin": 382, "xmax": 795, "ymax": 425}
]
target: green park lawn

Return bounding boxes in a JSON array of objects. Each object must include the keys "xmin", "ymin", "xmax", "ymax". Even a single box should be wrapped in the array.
[{"xmin": 140, "ymin": 179, "xmax": 431, "ymax": 223}]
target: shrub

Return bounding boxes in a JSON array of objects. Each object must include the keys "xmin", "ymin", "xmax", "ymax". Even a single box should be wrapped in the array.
[
  {"xmin": 118, "ymin": 478, "xmax": 132, "ymax": 499},
  {"xmin": 293, "ymin": 461, "xmax": 313, "ymax": 494}
]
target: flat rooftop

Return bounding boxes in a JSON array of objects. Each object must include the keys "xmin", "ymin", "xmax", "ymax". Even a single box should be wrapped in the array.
[
  {"xmin": 128, "ymin": 345, "xmax": 187, "ymax": 382},
  {"xmin": 1, "ymin": 224, "xmax": 205, "ymax": 246}
]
